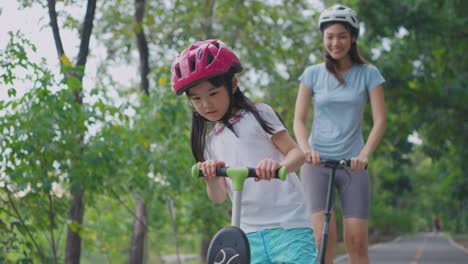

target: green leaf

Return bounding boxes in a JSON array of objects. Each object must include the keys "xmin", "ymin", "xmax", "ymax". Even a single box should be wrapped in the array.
[{"xmin": 7, "ymin": 88, "xmax": 16, "ymax": 97}]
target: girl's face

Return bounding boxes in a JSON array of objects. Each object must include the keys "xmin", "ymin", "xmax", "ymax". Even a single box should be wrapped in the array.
[
  {"xmin": 188, "ymin": 79, "xmax": 235, "ymax": 122},
  {"xmin": 323, "ymin": 23, "xmax": 354, "ymax": 61}
]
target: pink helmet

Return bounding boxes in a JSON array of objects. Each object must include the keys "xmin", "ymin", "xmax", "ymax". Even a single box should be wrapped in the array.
[{"xmin": 171, "ymin": 39, "xmax": 242, "ymax": 95}]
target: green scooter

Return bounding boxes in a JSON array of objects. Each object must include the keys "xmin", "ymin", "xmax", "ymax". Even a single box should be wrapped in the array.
[{"xmin": 192, "ymin": 165, "xmax": 287, "ymax": 264}]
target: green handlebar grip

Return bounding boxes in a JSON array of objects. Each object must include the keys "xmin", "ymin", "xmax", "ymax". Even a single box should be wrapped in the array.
[
  {"xmin": 278, "ymin": 166, "xmax": 287, "ymax": 181},
  {"xmin": 191, "ymin": 164, "xmax": 200, "ymax": 179}
]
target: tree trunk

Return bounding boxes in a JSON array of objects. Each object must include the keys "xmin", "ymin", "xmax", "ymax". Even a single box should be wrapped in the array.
[
  {"xmin": 199, "ymin": 236, "xmax": 211, "ymax": 264},
  {"xmin": 129, "ymin": 1, "xmax": 150, "ymax": 263},
  {"xmin": 129, "ymin": 196, "xmax": 147, "ymax": 264},
  {"xmin": 65, "ymin": 189, "xmax": 85, "ymax": 264}
]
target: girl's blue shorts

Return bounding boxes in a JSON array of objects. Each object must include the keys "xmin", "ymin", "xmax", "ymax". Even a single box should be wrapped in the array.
[{"xmin": 246, "ymin": 227, "xmax": 318, "ymax": 264}]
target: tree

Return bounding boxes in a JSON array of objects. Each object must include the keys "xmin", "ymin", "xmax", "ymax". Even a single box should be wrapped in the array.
[
  {"xmin": 46, "ymin": 1, "xmax": 97, "ymax": 262},
  {"xmin": 128, "ymin": 1, "xmax": 150, "ymax": 263}
]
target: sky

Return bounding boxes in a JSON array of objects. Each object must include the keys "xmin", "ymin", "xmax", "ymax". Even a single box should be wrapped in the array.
[
  {"xmin": 0, "ymin": 1, "xmax": 134, "ymax": 102},
  {"xmin": 1, "ymin": 1, "xmax": 71, "ymax": 98}
]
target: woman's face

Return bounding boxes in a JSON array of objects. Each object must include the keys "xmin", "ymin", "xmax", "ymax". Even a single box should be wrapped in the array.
[
  {"xmin": 188, "ymin": 80, "xmax": 232, "ymax": 122},
  {"xmin": 323, "ymin": 23, "xmax": 354, "ymax": 61}
]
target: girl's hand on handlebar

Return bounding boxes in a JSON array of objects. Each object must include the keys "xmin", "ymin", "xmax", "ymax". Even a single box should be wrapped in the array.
[
  {"xmin": 255, "ymin": 159, "xmax": 281, "ymax": 181},
  {"xmin": 303, "ymin": 147, "xmax": 320, "ymax": 166},
  {"xmin": 351, "ymin": 155, "xmax": 368, "ymax": 171},
  {"xmin": 197, "ymin": 160, "xmax": 225, "ymax": 181}
]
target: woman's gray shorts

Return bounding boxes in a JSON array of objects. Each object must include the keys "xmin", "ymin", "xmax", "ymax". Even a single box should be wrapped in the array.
[{"xmin": 300, "ymin": 163, "xmax": 370, "ymax": 219}]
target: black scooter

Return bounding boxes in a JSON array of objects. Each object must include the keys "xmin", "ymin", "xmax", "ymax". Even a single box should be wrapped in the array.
[{"xmin": 318, "ymin": 159, "xmax": 352, "ymax": 264}]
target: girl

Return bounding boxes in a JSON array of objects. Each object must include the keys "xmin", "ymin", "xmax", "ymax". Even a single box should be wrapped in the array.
[
  {"xmin": 172, "ymin": 39, "xmax": 318, "ymax": 263},
  {"xmin": 294, "ymin": 4, "xmax": 387, "ymax": 264}
]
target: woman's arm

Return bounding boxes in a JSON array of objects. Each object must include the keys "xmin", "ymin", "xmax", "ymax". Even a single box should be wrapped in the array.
[
  {"xmin": 353, "ymin": 85, "xmax": 386, "ymax": 169},
  {"xmin": 293, "ymin": 83, "xmax": 320, "ymax": 165},
  {"xmin": 293, "ymin": 83, "xmax": 312, "ymax": 151}
]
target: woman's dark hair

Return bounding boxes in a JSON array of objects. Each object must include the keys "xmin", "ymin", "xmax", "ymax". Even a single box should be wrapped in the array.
[
  {"xmin": 321, "ymin": 21, "xmax": 368, "ymax": 84},
  {"xmin": 187, "ymin": 69, "xmax": 282, "ymax": 162}
]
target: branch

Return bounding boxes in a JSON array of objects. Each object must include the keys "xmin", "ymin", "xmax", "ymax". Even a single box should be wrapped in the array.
[
  {"xmin": 204, "ymin": 0, "xmax": 215, "ymax": 39},
  {"xmin": 49, "ymin": 193, "xmax": 58, "ymax": 264},
  {"xmin": 0, "ymin": 203, "xmax": 19, "ymax": 218},
  {"xmin": 134, "ymin": 0, "xmax": 150, "ymax": 95},
  {"xmin": 76, "ymin": 0, "xmax": 97, "ymax": 68},
  {"xmin": 109, "ymin": 188, "xmax": 149, "ymax": 230},
  {"xmin": 5, "ymin": 186, "xmax": 46, "ymax": 262},
  {"xmin": 47, "ymin": 0, "xmax": 65, "ymax": 58}
]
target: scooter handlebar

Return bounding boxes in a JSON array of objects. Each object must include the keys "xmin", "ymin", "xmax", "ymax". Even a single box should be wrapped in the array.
[
  {"xmin": 319, "ymin": 159, "xmax": 350, "ymax": 168},
  {"xmin": 191, "ymin": 165, "xmax": 287, "ymax": 181},
  {"xmin": 319, "ymin": 159, "xmax": 367, "ymax": 169}
]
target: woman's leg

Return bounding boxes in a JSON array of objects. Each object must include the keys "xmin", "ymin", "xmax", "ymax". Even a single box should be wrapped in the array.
[
  {"xmin": 337, "ymin": 168, "xmax": 370, "ymax": 264},
  {"xmin": 311, "ymin": 211, "xmax": 337, "ymax": 264},
  {"xmin": 343, "ymin": 218, "xmax": 369, "ymax": 264},
  {"xmin": 301, "ymin": 164, "xmax": 338, "ymax": 264}
]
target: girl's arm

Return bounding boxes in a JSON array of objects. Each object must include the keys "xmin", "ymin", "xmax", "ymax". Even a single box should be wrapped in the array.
[
  {"xmin": 255, "ymin": 130, "xmax": 305, "ymax": 181},
  {"xmin": 272, "ymin": 131, "xmax": 306, "ymax": 173},
  {"xmin": 198, "ymin": 161, "xmax": 228, "ymax": 204},
  {"xmin": 206, "ymin": 178, "xmax": 228, "ymax": 204},
  {"xmin": 353, "ymin": 85, "xmax": 387, "ymax": 170}
]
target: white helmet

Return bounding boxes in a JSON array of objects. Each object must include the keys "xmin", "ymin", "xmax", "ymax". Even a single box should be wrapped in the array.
[{"xmin": 318, "ymin": 4, "xmax": 359, "ymax": 34}]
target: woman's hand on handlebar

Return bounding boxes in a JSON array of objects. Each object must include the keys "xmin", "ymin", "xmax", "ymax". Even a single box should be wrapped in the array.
[
  {"xmin": 351, "ymin": 154, "xmax": 368, "ymax": 171},
  {"xmin": 197, "ymin": 160, "xmax": 225, "ymax": 181},
  {"xmin": 255, "ymin": 159, "xmax": 281, "ymax": 181}
]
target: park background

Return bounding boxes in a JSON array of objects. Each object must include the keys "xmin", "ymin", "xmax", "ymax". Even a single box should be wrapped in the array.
[{"xmin": 0, "ymin": 0, "xmax": 467, "ymax": 263}]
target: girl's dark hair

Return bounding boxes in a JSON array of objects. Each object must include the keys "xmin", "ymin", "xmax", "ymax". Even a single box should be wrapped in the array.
[
  {"xmin": 187, "ymin": 69, "xmax": 282, "ymax": 162},
  {"xmin": 321, "ymin": 21, "xmax": 368, "ymax": 84}
]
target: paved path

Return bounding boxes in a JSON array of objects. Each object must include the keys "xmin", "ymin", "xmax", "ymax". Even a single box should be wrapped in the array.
[
  {"xmin": 334, "ymin": 233, "xmax": 468, "ymax": 264},
  {"xmin": 161, "ymin": 253, "xmax": 197, "ymax": 263}
]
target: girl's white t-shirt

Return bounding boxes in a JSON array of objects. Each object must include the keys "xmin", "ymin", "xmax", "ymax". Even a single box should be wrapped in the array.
[{"xmin": 204, "ymin": 103, "xmax": 311, "ymax": 233}]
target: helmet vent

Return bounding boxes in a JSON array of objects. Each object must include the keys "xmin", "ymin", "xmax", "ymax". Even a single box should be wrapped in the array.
[
  {"xmin": 175, "ymin": 66, "xmax": 182, "ymax": 79},
  {"xmin": 206, "ymin": 51, "xmax": 214, "ymax": 65},
  {"xmin": 190, "ymin": 58, "xmax": 196, "ymax": 72}
]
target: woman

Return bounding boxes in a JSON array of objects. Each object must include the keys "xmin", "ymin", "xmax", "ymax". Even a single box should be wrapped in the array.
[{"xmin": 294, "ymin": 4, "xmax": 386, "ymax": 264}]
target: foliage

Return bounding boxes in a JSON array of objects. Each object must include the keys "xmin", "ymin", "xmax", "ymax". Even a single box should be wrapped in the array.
[
  {"xmin": 3, "ymin": 0, "xmax": 468, "ymax": 262},
  {"xmin": 356, "ymin": 0, "xmax": 468, "ymax": 232},
  {"xmin": 1, "ymin": 31, "xmax": 73, "ymax": 263}
]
